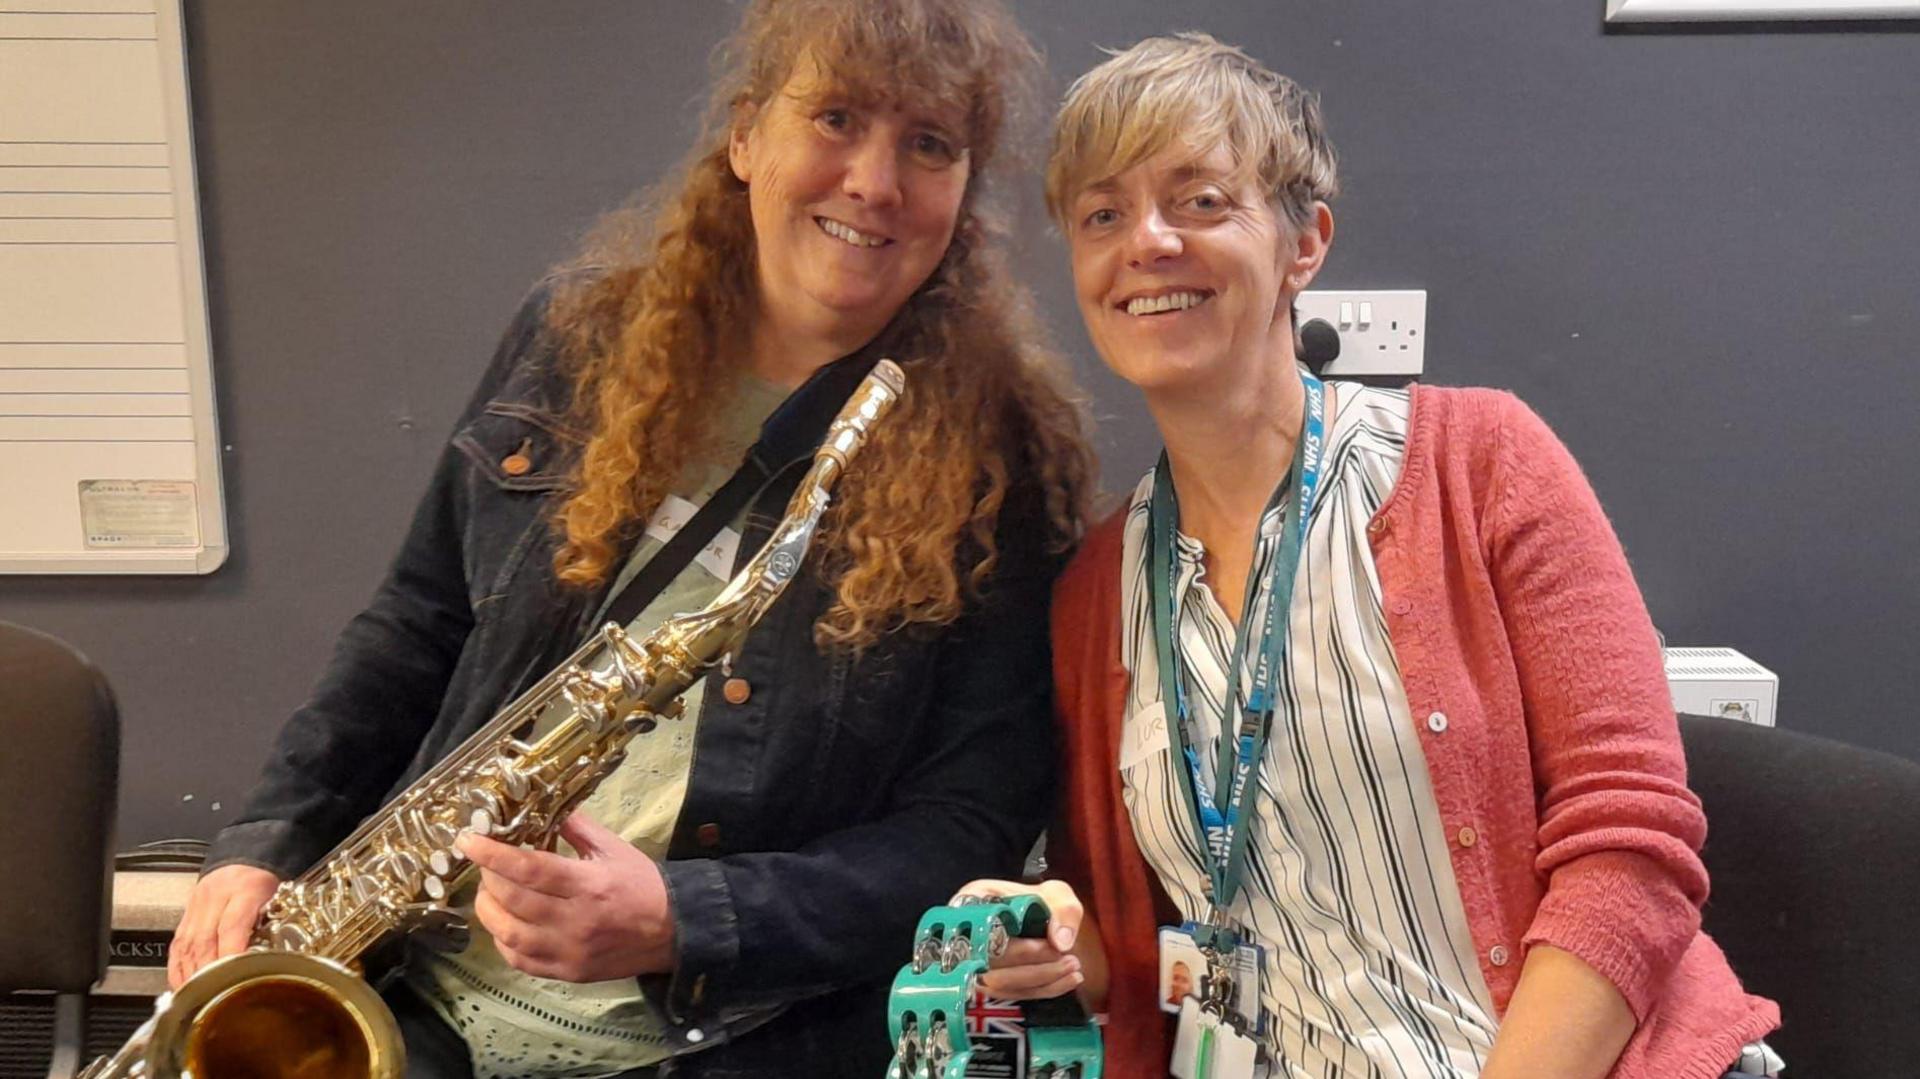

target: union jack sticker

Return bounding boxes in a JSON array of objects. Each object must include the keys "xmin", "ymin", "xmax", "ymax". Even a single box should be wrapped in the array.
[{"xmin": 963, "ymin": 987, "xmax": 1027, "ymax": 1078}]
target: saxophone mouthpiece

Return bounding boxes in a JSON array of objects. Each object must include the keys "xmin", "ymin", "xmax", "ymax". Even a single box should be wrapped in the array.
[
  {"xmin": 822, "ymin": 359, "xmax": 905, "ymax": 459},
  {"xmin": 869, "ymin": 357, "xmax": 907, "ymax": 397}
]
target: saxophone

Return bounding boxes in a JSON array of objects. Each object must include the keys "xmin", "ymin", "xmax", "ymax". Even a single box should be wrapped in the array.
[{"xmin": 83, "ymin": 359, "xmax": 906, "ymax": 1079}]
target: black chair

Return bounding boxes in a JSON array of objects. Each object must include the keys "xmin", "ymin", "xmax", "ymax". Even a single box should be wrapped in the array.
[
  {"xmin": 1680, "ymin": 713, "xmax": 1920, "ymax": 1076},
  {"xmin": 0, "ymin": 623, "xmax": 119, "ymax": 1079}
]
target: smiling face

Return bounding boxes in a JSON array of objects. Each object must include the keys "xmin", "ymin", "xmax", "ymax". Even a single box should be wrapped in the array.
[
  {"xmin": 729, "ymin": 53, "xmax": 972, "ymax": 355},
  {"xmin": 1067, "ymin": 142, "xmax": 1320, "ymax": 398}
]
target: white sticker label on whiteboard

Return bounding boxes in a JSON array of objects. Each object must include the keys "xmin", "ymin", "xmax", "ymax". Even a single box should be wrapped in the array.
[{"xmin": 79, "ymin": 480, "xmax": 199, "ymax": 548}]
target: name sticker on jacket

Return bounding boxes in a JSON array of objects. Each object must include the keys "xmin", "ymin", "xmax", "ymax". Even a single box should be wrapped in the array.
[
  {"xmin": 642, "ymin": 494, "xmax": 739, "ymax": 581},
  {"xmin": 1122, "ymin": 700, "xmax": 1172, "ymax": 770}
]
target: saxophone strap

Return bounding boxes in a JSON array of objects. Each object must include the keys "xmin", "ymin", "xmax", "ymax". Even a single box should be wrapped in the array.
[
  {"xmin": 600, "ymin": 461, "xmax": 764, "ymax": 631},
  {"xmin": 600, "ymin": 350, "xmax": 885, "ymax": 631},
  {"xmin": 886, "ymin": 895, "xmax": 1104, "ymax": 1079}
]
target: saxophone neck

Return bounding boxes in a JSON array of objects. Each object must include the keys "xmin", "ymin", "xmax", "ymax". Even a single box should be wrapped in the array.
[
  {"xmin": 644, "ymin": 357, "xmax": 899, "ymax": 674},
  {"xmin": 651, "ymin": 474, "xmax": 831, "ymax": 664}
]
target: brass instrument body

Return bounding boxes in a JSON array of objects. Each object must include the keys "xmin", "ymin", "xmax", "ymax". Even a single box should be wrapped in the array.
[{"xmin": 84, "ymin": 360, "xmax": 905, "ymax": 1078}]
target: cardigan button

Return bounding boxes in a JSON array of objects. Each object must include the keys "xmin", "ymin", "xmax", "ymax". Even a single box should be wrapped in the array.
[
  {"xmin": 1426, "ymin": 711, "xmax": 1449, "ymax": 733},
  {"xmin": 1489, "ymin": 945, "xmax": 1511, "ymax": 967},
  {"xmin": 1367, "ymin": 518, "xmax": 1385, "ymax": 535},
  {"xmin": 1391, "ymin": 598, "xmax": 1413, "ymax": 616},
  {"xmin": 722, "ymin": 677, "xmax": 751, "ymax": 705},
  {"xmin": 1456, "ymin": 826, "xmax": 1478, "ymax": 848}
]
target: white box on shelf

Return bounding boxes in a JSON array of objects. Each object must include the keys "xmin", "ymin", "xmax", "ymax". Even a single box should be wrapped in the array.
[{"xmin": 1663, "ymin": 647, "xmax": 1778, "ymax": 727}]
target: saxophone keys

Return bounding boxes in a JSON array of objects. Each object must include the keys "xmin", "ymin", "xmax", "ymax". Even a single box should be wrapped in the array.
[
  {"xmin": 466, "ymin": 788, "xmax": 505, "ymax": 837},
  {"xmin": 405, "ymin": 903, "xmax": 471, "ymax": 954},
  {"xmin": 423, "ymin": 874, "xmax": 447, "ymax": 901},
  {"xmin": 501, "ymin": 764, "xmax": 530, "ymax": 801},
  {"xmin": 580, "ymin": 699, "xmax": 616, "ymax": 735},
  {"xmin": 428, "ymin": 848, "xmax": 456, "ymax": 878}
]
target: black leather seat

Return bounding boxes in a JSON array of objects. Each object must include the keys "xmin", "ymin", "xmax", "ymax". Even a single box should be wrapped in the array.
[
  {"xmin": 0, "ymin": 622, "xmax": 119, "ymax": 1079},
  {"xmin": 1680, "ymin": 713, "xmax": 1920, "ymax": 1076}
]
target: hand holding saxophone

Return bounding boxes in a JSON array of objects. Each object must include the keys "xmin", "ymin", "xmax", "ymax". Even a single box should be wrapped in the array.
[
  {"xmin": 459, "ymin": 810, "xmax": 677, "ymax": 982},
  {"xmin": 167, "ymin": 863, "xmax": 280, "ymax": 990}
]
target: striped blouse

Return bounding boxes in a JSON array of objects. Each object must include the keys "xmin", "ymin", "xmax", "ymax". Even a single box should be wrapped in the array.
[
  {"xmin": 1116, "ymin": 383, "xmax": 1782, "ymax": 1078},
  {"xmin": 1119, "ymin": 383, "xmax": 1498, "ymax": 1077}
]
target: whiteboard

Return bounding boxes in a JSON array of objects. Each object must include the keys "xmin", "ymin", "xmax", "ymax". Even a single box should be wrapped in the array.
[{"xmin": 0, "ymin": 0, "xmax": 226, "ymax": 573}]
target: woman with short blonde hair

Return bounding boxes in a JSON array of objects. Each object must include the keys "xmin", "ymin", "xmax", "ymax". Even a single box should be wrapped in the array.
[{"xmin": 965, "ymin": 32, "xmax": 1781, "ymax": 1079}]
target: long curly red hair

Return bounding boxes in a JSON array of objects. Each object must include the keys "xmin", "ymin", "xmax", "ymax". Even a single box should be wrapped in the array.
[{"xmin": 546, "ymin": 0, "xmax": 1092, "ymax": 648}]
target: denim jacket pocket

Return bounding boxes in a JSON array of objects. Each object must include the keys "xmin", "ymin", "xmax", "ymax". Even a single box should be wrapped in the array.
[
  {"xmin": 818, "ymin": 636, "xmax": 934, "ymax": 764},
  {"xmin": 453, "ymin": 400, "xmax": 577, "ymax": 493},
  {"xmin": 452, "ymin": 402, "xmax": 577, "ymax": 614}
]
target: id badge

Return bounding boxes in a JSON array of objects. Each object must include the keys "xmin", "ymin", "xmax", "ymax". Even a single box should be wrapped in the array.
[
  {"xmin": 1158, "ymin": 924, "xmax": 1264, "ymax": 1033},
  {"xmin": 1171, "ymin": 996, "xmax": 1263, "ymax": 1079}
]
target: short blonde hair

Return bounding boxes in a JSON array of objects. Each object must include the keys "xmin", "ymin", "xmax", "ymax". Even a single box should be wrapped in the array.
[{"xmin": 1045, "ymin": 32, "xmax": 1338, "ymax": 230}]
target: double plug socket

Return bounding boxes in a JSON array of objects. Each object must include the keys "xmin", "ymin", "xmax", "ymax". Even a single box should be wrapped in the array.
[{"xmin": 1295, "ymin": 289, "xmax": 1427, "ymax": 377}]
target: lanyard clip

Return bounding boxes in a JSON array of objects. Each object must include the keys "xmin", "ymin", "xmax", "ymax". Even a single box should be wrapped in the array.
[
  {"xmin": 1193, "ymin": 906, "xmax": 1239, "ymax": 956},
  {"xmin": 1200, "ymin": 941, "xmax": 1240, "ymax": 1020}
]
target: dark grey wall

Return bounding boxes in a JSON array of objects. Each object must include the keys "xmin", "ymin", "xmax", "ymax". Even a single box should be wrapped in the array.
[{"xmin": 4, "ymin": 2, "xmax": 1915, "ymax": 846}]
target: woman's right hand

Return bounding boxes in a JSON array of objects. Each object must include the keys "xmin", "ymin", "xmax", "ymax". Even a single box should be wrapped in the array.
[
  {"xmin": 951, "ymin": 879, "xmax": 1106, "ymax": 1008},
  {"xmin": 168, "ymin": 864, "xmax": 281, "ymax": 989}
]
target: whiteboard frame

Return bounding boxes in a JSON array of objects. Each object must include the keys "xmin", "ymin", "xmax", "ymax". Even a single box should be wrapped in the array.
[
  {"xmin": 2, "ymin": 0, "xmax": 229, "ymax": 574},
  {"xmin": 160, "ymin": 0, "xmax": 229, "ymax": 575},
  {"xmin": 1608, "ymin": 0, "xmax": 1920, "ymax": 20}
]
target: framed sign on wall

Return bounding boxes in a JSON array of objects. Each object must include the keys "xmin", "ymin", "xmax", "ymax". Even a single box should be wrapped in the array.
[{"xmin": 1608, "ymin": 0, "xmax": 1920, "ymax": 18}]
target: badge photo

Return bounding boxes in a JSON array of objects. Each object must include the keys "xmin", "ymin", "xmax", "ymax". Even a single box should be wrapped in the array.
[{"xmin": 1158, "ymin": 926, "xmax": 1208, "ymax": 1013}]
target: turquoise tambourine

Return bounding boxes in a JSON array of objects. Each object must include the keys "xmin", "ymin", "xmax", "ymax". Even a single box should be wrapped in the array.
[{"xmin": 885, "ymin": 894, "xmax": 1103, "ymax": 1079}]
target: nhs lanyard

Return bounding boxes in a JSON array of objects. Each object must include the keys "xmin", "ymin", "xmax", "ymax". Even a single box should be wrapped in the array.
[{"xmin": 1147, "ymin": 373, "xmax": 1326, "ymax": 919}]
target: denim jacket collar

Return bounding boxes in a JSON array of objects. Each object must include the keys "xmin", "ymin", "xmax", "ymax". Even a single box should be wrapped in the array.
[{"xmin": 747, "ymin": 349, "xmax": 883, "ymax": 473}]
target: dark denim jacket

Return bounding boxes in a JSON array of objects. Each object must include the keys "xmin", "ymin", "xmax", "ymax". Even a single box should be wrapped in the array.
[{"xmin": 206, "ymin": 282, "xmax": 1060, "ymax": 1076}]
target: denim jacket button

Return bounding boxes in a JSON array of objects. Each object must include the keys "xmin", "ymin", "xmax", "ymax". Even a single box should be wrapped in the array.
[
  {"xmin": 696, "ymin": 822, "xmax": 722, "ymax": 848},
  {"xmin": 722, "ymin": 677, "xmax": 751, "ymax": 705},
  {"xmin": 500, "ymin": 453, "xmax": 532, "ymax": 476}
]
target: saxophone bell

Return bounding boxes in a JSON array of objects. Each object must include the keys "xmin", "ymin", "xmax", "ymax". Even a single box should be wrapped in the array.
[{"xmin": 81, "ymin": 950, "xmax": 402, "ymax": 1079}]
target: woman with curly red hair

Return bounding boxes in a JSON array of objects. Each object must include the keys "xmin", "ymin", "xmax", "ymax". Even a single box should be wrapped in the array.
[{"xmin": 167, "ymin": 3, "xmax": 1091, "ymax": 1076}]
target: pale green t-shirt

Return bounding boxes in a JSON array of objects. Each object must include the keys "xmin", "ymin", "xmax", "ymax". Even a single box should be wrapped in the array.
[{"xmin": 406, "ymin": 374, "xmax": 791, "ymax": 1079}]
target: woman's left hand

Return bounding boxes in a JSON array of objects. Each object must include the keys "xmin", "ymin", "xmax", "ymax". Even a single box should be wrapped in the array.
[{"xmin": 459, "ymin": 811, "xmax": 676, "ymax": 982}]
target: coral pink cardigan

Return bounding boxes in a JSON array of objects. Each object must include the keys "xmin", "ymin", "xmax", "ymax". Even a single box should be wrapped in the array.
[{"xmin": 1047, "ymin": 385, "xmax": 1778, "ymax": 1078}]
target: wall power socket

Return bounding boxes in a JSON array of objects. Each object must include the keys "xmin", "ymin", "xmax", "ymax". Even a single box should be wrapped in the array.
[{"xmin": 1295, "ymin": 289, "xmax": 1426, "ymax": 377}]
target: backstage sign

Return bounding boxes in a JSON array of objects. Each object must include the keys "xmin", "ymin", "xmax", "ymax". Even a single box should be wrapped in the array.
[{"xmin": 107, "ymin": 929, "xmax": 174, "ymax": 967}]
